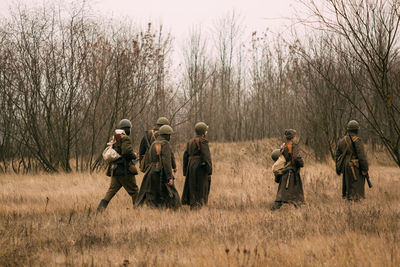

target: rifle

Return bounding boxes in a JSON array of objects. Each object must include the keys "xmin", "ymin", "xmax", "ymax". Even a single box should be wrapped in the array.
[
  {"xmin": 140, "ymin": 130, "xmax": 153, "ymax": 172},
  {"xmin": 144, "ymin": 130, "xmax": 151, "ymax": 148},
  {"xmin": 349, "ymin": 134, "xmax": 372, "ymax": 189},
  {"xmin": 364, "ymin": 172, "xmax": 373, "ymax": 188}
]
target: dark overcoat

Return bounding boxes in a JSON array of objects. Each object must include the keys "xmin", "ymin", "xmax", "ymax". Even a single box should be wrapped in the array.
[
  {"xmin": 181, "ymin": 136, "xmax": 212, "ymax": 207},
  {"xmin": 139, "ymin": 128, "xmax": 176, "ymax": 172},
  {"xmin": 274, "ymin": 142, "xmax": 305, "ymax": 204},
  {"xmin": 335, "ymin": 133, "xmax": 369, "ymax": 200},
  {"xmin": 135, "ymin": 135, "xmax": 181, "ymax": 209}
]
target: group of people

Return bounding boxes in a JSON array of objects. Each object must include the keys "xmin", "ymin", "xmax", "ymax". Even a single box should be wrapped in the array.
[
  {"xmin": 97, "ymin": 117, "xmax": 212, "ymax": 212},
  {"xmin": 96, "ymin": 117, "xmax": 370, "ymax": 212},
  {"xmin": 269, "ymin": 120, "xmax": 369, "ymax": 210}
]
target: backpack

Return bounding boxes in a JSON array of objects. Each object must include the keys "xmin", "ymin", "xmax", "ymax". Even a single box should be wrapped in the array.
[
  {"xmin": 102, "ymin": 129, "xmax": 124, "ymax": 163},
  {"xmin": 336, "ymin": 136, "xmax": 351, "ymax": 175},
  {"xmin": 272, "ymin": 145, "xmax": 290, "ymax": 176},
  {"xmin": 272, "ymin": 154, "xmax": 289, "ymax": 176}
]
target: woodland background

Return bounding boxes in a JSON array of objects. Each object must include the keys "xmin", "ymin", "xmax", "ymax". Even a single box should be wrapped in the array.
[{"xmin": 0, "ymin": 0, "xmax": 399, "ymax": 173}]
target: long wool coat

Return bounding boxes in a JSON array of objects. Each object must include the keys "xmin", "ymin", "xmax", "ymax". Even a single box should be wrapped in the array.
[
  {"xmin": 135, "ymin": 135, "xmax": 181, "ymax": 209},
  {"xmin": 139, "ymin": 128, "xmax": 176, "ymax": 172},
  {"xmin": 274, "ymin": 142, "xmax": 305, "ymax": 204},
  {"xmin": 335, "ymin": 133, "xmax": 369, "ymax": 200},
  {"xmin": 181, "ymin": 136, "xmax": 212, "ymax": 207}
]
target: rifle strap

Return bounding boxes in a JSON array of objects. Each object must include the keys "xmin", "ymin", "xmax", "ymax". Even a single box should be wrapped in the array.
[
  {"xmin": 343, "ymin": 136, "xmax": 351, "ymax": 158},
  {"xmin": 151, "ymin": 130, "xmax": 156, "ymax": 142},
  {"xmin": 155, "ymin": 142, "xmax": 163, "ymax": 167},
  {"xmin": 348, "ymin": 135, "xmax": 359, "ymax": 160},
  {"xmin": 336, "ymin": 137, "xmax": 351, "ymax": 175},
  {"xmin": 155, "ymin": 143, "xmax": 161, "ymax": 156},
  {"xmin": 284, "ymin": 141, "xmax": 294, "ymax": 164},
  {"xmin": 194, "ymin": 138, "xmax": 201, "ymax": 151},
  {"xmin": 144, "ymin": 130, "xmax": 151, "ymax": 148},
  {"xmin": 348, "ymin": 135, "xmax": 360, "ymax": 181}
]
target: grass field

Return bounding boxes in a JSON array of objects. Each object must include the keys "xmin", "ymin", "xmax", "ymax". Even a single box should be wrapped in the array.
[{"xmin": 0, "ymin": 140, "xmax": 399, "ymax": 266}]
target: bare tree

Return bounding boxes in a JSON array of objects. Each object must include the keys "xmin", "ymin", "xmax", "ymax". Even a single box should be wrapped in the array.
[{"xmin": 299, "ymin": 0, "xmax": 400, "ymax": 165}]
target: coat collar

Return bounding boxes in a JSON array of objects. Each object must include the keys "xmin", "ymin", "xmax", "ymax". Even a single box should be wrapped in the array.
[
  {"xmin": 156, "ymin": 135, "xmax": 168, "ymax": 141},
  {"xmin": 195, "ymin": 134, "xmax": 206, "ymax": 139}
]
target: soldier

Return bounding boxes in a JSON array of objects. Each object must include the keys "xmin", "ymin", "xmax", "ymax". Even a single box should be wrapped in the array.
[
  {"xmin": 139, "ymin": 117, "xmax": 176, "ymax": 173},
  {"xmin": 135, "ymin": 125, "xmax": 181, "ymax": 209},
  {"xmin": 97, "ymin": 119, "xmax": 139, "ymax": 212},
  {"xmin": 335, "ymin": 120, "xmax": 369, "ymax": 201},
  {"xmin": 271, "ymin": 129, "xmax": 305, "ymax": 211},
  {"xmin": 181, "ymin": 122, "xmax": 213, "ymax": 209}
]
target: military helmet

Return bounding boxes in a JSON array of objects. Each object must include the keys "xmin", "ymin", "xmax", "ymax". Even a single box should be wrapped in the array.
[
  {"xmin": 195, "ymin": 122, "xmax": 208, "ymax": 135},
  {"xmin": 347, "ymin": 120, "xmax": 360, "ymax": 131},
  {"xmin": 284, "ymin": 129, "xmax": 297, "ymax": 140},
  {"xmin": 156, "ymin": 117, "xmax": 170, "ymax": 126},
  {"xmin": 118, "ymin": 119, "xmax": 132, "ymax": 129},
  {"xmin": 271, "ymin": 149, "xmax": 281, "ymax": 161},
  {"xmin": 158, "ymin": 125, "xmax": 174, "ymax": 135}
]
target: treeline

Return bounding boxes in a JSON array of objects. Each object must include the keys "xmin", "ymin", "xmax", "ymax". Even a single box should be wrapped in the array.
[{"xmin": 0, "ymin": 0, "xmax": 399, "ymax": 173}]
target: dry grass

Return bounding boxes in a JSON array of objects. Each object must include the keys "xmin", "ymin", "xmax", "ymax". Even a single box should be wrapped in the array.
[{"xmin": 0, "ymin": 139, "xmax": 399, "ymax": 266}]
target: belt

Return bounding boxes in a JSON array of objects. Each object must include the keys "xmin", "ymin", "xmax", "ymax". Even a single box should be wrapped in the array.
[{"xmin": 189, "ymin": 155, "xmax": 201, "ymax": 159}]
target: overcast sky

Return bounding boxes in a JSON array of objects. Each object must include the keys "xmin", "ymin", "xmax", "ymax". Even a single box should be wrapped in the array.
[
  {"xmin": 94, "ymin": 0, "xmax": 299, "ymax": 34},
  {"xmin": 0, "ymin": 0, "xmax": 308, "ymax": 65},
  {"xmin": 0, "ymin": 0, "xmax": 303, "ymax": 35}
]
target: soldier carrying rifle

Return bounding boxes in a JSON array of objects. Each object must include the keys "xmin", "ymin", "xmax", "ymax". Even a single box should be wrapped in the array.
[
  {"xmin": 336, "ymin": 120, "xmax": 371, "ymax": 201},
  {"xmin": 138, "ymin": 117, "xmax": 177, "ymax": 174},
  {"xmin": 135, "ymin": 125, "xmax": 181, "ymax": 209}
]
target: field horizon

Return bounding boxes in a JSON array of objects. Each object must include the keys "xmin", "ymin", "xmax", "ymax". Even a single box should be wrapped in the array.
[{"xmin": 1, "ymin": 139, "xmax": 399, "ymax": 266}]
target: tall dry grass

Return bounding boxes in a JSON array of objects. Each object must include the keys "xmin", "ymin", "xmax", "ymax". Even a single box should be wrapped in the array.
[{"xmin": 0, "ymin": 139, "xmax": 399, "ymax": 266}]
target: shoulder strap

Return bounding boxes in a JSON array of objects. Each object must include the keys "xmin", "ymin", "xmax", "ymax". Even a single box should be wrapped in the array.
[
  {"xmin": 349, "ymin": 134, "xmax": 358, "ymax": 159},
  {"xmin": 150, "ymin": 130, "xmax": 156, "ymax": 142},
  {"xmin": 284, "ymin": 141, "xmax": 294, "ymax": 164},
  {"xmin": 114, "ymin": 133, "xmax": 122, "ymax": 147},
  {"xmin": 194, "ymin": 138, "xmax": 201, "ymax": 151},
  {"xmin": 342, "ymin": 136, "xmax": 351, "ymax": 156},
  {"xmin": 155, "ymin": 142, "xmax": 162, "ymax": 156},
  {"xmin": 154, "ymin": 142, "xmax": 164, "ymax": 169}
]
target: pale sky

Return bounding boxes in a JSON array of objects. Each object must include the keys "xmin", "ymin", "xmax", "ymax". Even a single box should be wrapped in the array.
[
  {"xmin": 93, "ymin": 0, "xmax": 299, "ymax": 35},
  {"xmin": 0, "ymin": 0, "xmax": 306, "ymax": 65},
  {"xmin": 0, "ymin": 0, "xmax": 302, "ymax": 36}
]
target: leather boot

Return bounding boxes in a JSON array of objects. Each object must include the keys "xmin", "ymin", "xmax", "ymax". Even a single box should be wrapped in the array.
[{"xmin": 270, "ymin": 201, "xmax": 282, "ymax": 211}]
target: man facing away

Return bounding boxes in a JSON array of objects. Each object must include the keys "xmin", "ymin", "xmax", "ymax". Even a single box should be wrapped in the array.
[
  {"xmin": 135, "ymin": 125, "xmax": 181, "ymax": 209},
  {"xmin": 271, "ymin": 129, "xmax": 305, "ymax": 211},
  {"xmin": 335, "ymin": 120, "xmax": 369, "ymax": 201},
  {"xmin": 181, "ymin": 122, "xmax": 213, "ymax": 209},
  {"xmin": 97, "ymin": 119, "xmax": 139, "ymax": 212},
  {"xmin": 139, "ymin": 117, "xmax": 176, "ymax": 173}
]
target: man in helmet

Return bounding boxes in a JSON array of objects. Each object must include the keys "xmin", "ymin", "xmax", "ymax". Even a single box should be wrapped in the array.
[
  {"xmin": 138, "ymin": 117, "xmax": 176, "ymax": 173},
  {"xmin": 97, "ymin": 119, "xmax": 139, "ymax": 212},
  {"xmin": 335, "ymin": 120, "xmax": 369, "ymax": 200},
  {"xmin": 181, "ymin": 122, "xmax": 213, "ymax": 209},
  {"xmin": 271, "ymin": 129, "xmax": 305, "ymax": 211},
  {"xmin": 135, "ymin": 125, "xmax": 181, "ymax": 209}
]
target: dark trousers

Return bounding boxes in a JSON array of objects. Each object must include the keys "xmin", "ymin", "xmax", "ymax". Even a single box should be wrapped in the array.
[{"xmin": 103, "ymin": 175, "xmax": 139, "ymax": 204}]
